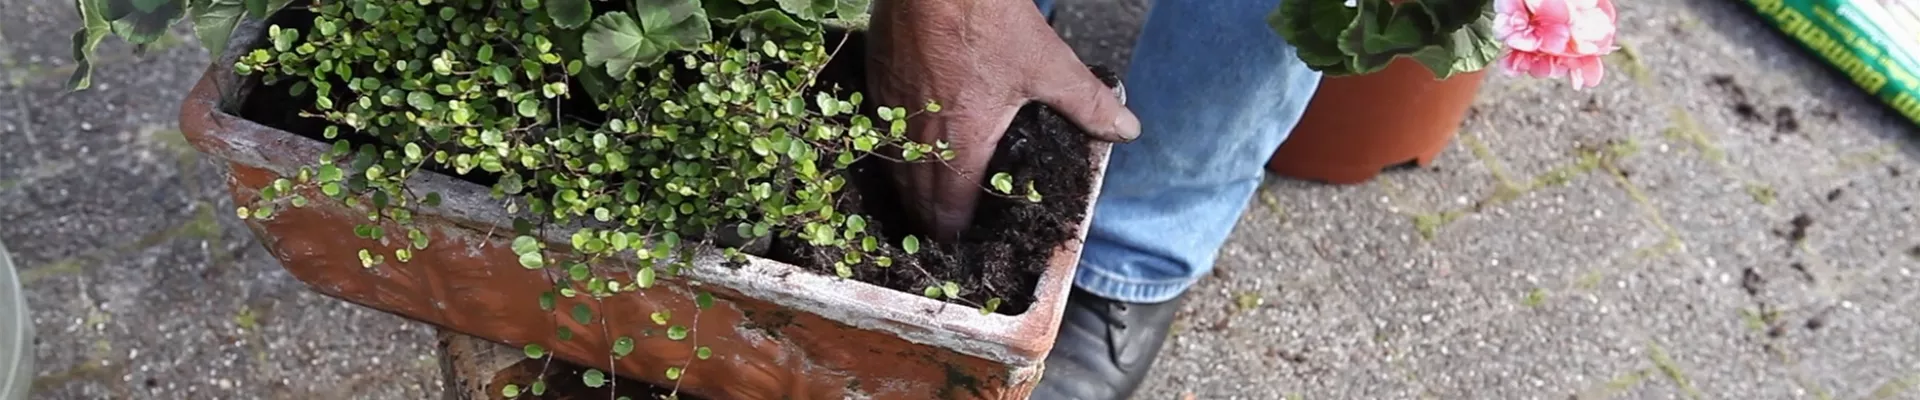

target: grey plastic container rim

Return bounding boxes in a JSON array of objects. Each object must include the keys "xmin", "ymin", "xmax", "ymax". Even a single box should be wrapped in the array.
[{"xmin": 1, "ymin": 240, "xmax": 31, "ymax": 400}]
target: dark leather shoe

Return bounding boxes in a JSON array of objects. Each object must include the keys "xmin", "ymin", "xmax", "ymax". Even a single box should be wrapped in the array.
[{"xmin": 1030, "ymin": 288, "xmax": 1185, "ymax": 400}]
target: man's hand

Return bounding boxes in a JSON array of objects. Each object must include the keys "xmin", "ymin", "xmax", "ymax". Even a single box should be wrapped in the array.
[{"xmin": 866, "ymin": 0, "xmax": 1140, "ymax": 241}]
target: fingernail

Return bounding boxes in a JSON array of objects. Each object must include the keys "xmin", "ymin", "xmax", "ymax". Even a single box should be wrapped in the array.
[{"xmin": 1115, "ymin": 112, "xmax": 1142, "ymax": 143}]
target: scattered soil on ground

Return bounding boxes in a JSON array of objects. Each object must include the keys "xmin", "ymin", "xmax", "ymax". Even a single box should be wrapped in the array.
[
  {"xmin": 1740, "ymin": 267, "xmax": 1766, "ymax": 297},
  {"xmin": 1709, "ymin": 74, "xmax": 1805, "ymax": 139},
  {"xmin": 1772, "ymin": 213, "xmax": 1814, "ymax": 244}
]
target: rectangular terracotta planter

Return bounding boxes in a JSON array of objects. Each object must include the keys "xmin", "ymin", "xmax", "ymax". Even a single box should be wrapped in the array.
[{"xmin": 178, "ymin": 19, "xmax": 1111, "ymax": 400}]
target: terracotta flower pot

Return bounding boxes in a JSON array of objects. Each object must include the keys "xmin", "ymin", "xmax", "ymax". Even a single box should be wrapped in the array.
[
  {"xmin": 178, "ymin": 20, "xmax": 1112, "ymax": 400},
  {"xmin": 1265, "ymin": 56, "xmax": 1489, "ymax": 184}
]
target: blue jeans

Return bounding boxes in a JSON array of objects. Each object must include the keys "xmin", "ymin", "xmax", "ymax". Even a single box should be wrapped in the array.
[{"xmin": 1040, "ymin": 0, "xmax": 1323, "ymax": 303}]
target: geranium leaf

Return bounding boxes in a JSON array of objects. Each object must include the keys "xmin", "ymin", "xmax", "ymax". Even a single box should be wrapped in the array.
[
  {"xmin": 777, "ymin": 0, "xmax": 835, "ymax": 20},
  {"xmin": 583, "ymin": 1, "xmax": 711, "ymax": 78},
  {"xmin": 546, "ymin": 0, "xmax": 591, "ymax": 28},
  {"xmin": 1410, "ymin": 11, "xmax": 1500, "ymax": 79},
  {"xmin": 131, "ymin": 0, "xmax": 166, "ymax": 12},
  {"xmin": 101, "ymin": 0, "xmax": 138, "ymax": 20},
  {"xmin": 108, "ymin": 0, "xmax": 183, "ymax": 45},
  {"xmin": 191, "ymin": 0, "xmax": 245, "ymax": 60},
  {"xmin": 584, "ymin": 13, "xmax": 653, "ymax": 78},
  {"xmin": 244, "ymin": 0, "xmax": 267, "ymax": 17},
  {"xmin": 1417, "ymin": 0, "xmax": 1492, "ymax": 34},
  {"xmin": 834, "ymin": 0, "xmax": 868, "ymax": 19},
  {"xmin": 66, "ymin": 0, "xmax": 115, "ymax": 90},
  {"xmin": 722, "ymin": 8, "xmax": 810, "ymax": 34},
  {"xmin": 1269, "ymin": 0, "xmax": 1357, "ymax": 69},
  {"xmin": 637, "ymin": 0, "xmax": 713, "ymax": 46},
  {"xmin": 1337, "ymin": 0, "xmax": 1429, "ymax": 74}
]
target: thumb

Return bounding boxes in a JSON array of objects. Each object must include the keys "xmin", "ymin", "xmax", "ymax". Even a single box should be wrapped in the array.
[{"xmin": 1030, "ymin": 61, "xmax": 1141, "ymax": 143}]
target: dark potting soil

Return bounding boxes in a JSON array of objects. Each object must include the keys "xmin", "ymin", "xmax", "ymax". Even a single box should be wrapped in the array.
[
  {"xmin": 772, "ymin": 102, "xmax": 1096, "ymax": 315},
  {"xmin": 773, "ymin": 33, "xmax": 1106, "ymax": 314},
  {"xmin": 232, "ymin": 13, "xmax": 1101, "ymax": 315}
]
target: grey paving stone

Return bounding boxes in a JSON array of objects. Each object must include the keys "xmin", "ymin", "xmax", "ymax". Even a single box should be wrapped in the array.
[
  {"xmin": 2, "ymin": 0, "xmax": 442, "ymax": 398},
  {"xmin": 1050, "ymin": 0, "xmax": 1920, "ymax": 399}
]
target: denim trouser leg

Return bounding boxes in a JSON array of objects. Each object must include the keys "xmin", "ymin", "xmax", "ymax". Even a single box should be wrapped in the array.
[{"xmin": 1037, "ymin": 0, "xmax": 1323, "ymax": 303}]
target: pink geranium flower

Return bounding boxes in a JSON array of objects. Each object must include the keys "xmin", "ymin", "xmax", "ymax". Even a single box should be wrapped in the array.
[
  {"xmin": 1500, "ymin": 51, "xmax": 1607, "ymax": 89},
  {"xmin": 1492, "ymin": 0, "xmax": 1619, "ymax": 89}
]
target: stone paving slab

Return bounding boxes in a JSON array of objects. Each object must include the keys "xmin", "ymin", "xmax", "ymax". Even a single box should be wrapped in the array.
[
  {"xmin": 1, "ymin": 0, "xmax": 442, "ymax": 398},
  {"xmin": 2, "ymin": 0, "xmax": 1916, "ymax": 399},
  {"xmin": 1052, "ymin": 1, "xmax": 1920, "ymax": 399}
]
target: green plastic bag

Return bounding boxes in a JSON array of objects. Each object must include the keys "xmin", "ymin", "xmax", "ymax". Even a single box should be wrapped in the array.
[{"xmin": 1746, "ymin": 0, "xmax": 1920, "ymax": 126}]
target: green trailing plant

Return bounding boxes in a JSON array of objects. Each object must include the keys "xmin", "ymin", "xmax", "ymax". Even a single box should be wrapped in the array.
[
  {"xmin": 67, "ymin": 0, "xmax": 287, "ymax": 90},
  {"xmin": 69, "ymin": 0, "xmax": 1055, "ymax": 395},
  {"xmin": 1268, "ymin": 0, "xmax": 1502, "ymax": 79}
]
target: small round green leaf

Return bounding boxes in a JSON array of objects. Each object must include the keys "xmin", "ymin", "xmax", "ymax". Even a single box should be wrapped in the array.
[
  {"xmin": 902, "ymin": 235, "xmax": 921, "ymax": 255},
  {"xmin": 512, "ymin": 235, "xmax": 541, "ymax": 255},
  {"xmin": 990, "ymin": 172, "xmax": 1015, "ymax": 194},
  {"xmin": 582, "ymin": 369, "xmax": 606, "ymax": 388},
  {"xmin": 571, "ymin": 303, "xmax": 592, "ymax": 325},
  {"xmin": 409, "ymin": 229, "xmax": 430, "ymax": 250},
  {"xmin": 568, "ymin": 262, "xmax": 590, "ymax": 281},
  {"xmin": 612, "ymin": 336, "xmax": 635, "ymax": 356},
  {"xmin": 518, "ymin": 252, "xmax": 545, "ymax": 269},
  {"xmin": 636, "ymin": 266, "xmax": 656, "ymax": 288},
  {"xmin": 517, "ymin": 99, "xmax": 539, "ymax": 117}
]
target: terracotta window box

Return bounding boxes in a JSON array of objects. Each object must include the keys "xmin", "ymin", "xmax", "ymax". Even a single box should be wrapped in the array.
[{"xmin": 178, "ymin": 19, "xmax": 1112, "ymax": 400}]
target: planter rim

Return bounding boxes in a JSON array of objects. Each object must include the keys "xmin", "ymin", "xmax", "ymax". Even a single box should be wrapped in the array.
[
  {"xmin": 178, "ymin": 18, "xmax": 1112, "ymax": 368},
  {"xmin": 0, "ymin": 240, "xmax": 32, "ymax": 400}
]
